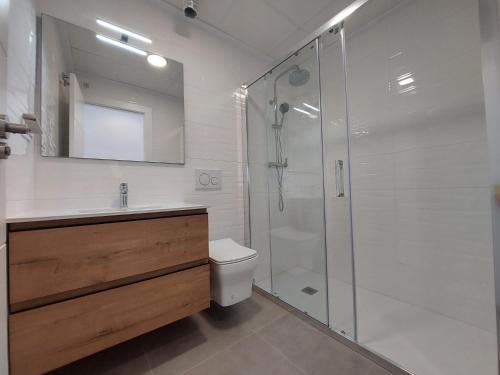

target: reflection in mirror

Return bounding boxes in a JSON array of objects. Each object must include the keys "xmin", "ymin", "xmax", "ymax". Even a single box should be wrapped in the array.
[{"xmin": 40, "ymin": 15, "xmax": 185, "ymax": 163}]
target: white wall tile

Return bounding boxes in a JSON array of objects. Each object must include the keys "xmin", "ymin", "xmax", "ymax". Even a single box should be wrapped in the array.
[
  {"xmin": 346, "ymin": 0, "xmax": 496, "ymax": 336},
  {"xmin": 6, "ymin": 0, "xmax": 270, "ymax": 246}
]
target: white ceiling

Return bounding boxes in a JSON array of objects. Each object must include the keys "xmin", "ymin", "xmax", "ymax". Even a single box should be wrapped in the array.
[
  {"xmin": 56, "ymin": 17, "xmax": 184, "ymax": 98},
  {"xmin": 160, "ymin": 0, "xmax": 354, "ymax": 60}
]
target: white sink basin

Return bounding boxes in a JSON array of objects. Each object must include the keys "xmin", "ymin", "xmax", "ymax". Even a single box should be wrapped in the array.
[
  {"xmin": 79, "ymin": 206, "xmax": 161, "ymax": 214},
  {"xmin": 6, "ymin": 203, "xmax": 208, "ymax": 223}
]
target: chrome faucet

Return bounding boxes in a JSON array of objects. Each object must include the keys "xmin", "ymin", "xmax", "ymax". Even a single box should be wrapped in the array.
[{"xmin": 120, "ymin": 183, "xmax": 128, "ymax": 209}]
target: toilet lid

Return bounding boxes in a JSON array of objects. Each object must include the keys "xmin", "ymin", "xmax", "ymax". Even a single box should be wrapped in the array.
[{"xmin": 209, "ymin": 238, "xmax": 257, "ymax": 265}]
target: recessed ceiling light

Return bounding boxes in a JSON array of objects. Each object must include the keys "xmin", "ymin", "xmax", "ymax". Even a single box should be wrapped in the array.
[
  {"xmin": 96, "ymin": 19, "xmax": 152, "ymax": 44},
  {"xmin": 96, "ymin": 34, "xmax": 147, "ymax": 56},
  {"xmin": 147, "ymin": 54, "xmax": 168, "ymax": 68}
]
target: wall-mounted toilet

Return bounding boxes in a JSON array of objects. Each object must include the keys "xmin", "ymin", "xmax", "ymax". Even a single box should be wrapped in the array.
[{"xmin": 209, "ymin": 238, "xmax": 258, "ymax": 306}]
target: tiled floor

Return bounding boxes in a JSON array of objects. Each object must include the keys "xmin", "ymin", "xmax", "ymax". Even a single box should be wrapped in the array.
[
  {"xmin": 50, "ymin": 292, "xmax": 393, "ymax": 375},
  {"xmin": 256, "ymin": 267, "xmax": 328, "ymax": 324}
]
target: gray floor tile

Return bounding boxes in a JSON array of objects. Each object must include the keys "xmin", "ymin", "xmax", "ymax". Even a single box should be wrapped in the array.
[
  {"xmin": 183, "ymin": 334, "xmax": 305, "ymax": 375},
  {"xmin": 50, "ymin": 336, "xmax": 151, "ymax": 375},
  {"xmin": 258, "ymin": 313, "xmax": 378, "ymax": 375},
  {"xmin": 47, "ymin": 294, "xmax": 396, "ymax": 375},
  {"xmin": 144, "ymin": 308, "xmax": 254, "ymax": 375},
  {"xmin": 203, "ymin": 292, "xmax": 289, "ymax": 333}
]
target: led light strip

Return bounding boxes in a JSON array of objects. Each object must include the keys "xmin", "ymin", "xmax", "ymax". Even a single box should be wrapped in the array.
[
  {"xmin": 96, "ymin": 19, "xmax": 152, "ymax": 44},
  {"xmin": 96, "ymin": 34, "xmax": 147, "ymax": 56}
]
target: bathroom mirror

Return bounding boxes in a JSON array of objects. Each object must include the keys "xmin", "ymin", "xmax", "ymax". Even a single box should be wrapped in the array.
[{"xmin": 39, "ymin": 14, "xmax": 185, "ymax": 164}]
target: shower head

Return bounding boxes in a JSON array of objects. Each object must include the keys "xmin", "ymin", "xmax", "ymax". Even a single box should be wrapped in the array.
[
  {"xmin": 288, "ymin": 67, "xmax": 310, "ymax": 86},
  {"xmin": 271, "ymin": 65, "xmax": 310, "ymax": 125},
  {"xmin": 279, "ymin": 102, "xmax": 290, "ymax": 114}
]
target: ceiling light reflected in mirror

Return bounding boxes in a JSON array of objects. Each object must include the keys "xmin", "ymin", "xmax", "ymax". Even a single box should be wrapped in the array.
[
  {"xmin": 96, "ymin": 34, "xmax": 147, "ymax": 56},
  {"xmin": 147, "ymin": 54, "xmax": 168, "ymax": 68},
  {"xmin": 96, "ymin": 19, "xmax": 152, "ymax": 44}
]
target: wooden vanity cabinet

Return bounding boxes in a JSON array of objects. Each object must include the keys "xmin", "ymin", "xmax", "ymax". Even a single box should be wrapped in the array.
[{"xmin": 6, "ymin": 209, "xmax": 210, "ymax": 375}]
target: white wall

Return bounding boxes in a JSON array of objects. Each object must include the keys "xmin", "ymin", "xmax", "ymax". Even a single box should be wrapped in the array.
[
  {"xmin": 2, "ymin": 0, "xmax": 37, "ymax": 373},
  {"xmin": 7, "ymin": 0, "xmax": 270, "ymax": 245},
  {"xmin": 0, "ymin": 2, "xmax": 8, "ymax": 372},
  {"xmin": 5, "ymin": 0, "xmax": 37, "ymax": 220},
  {"xmin": 346, "ymin": 0, "xmax": 496, "ymax": 333}
]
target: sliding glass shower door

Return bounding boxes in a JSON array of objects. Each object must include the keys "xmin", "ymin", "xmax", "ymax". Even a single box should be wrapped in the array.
[
  {"xmin": 319, "ymin": 27, "xmax": 356, "ymax": 339},
  {"xmin": 248, "ymin": 40, "xmax": 329, "ymax": 324}
]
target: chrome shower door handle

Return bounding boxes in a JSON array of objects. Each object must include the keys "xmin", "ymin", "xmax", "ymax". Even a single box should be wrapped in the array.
[{"xmin": 335, "ymin": 160, "xmax": 345, "ymax": 198}]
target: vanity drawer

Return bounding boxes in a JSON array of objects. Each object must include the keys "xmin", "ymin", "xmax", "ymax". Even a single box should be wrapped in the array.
[
  {"xmin": 9, "ymin": 264, "xmax": 210, "ymax": 375},
  {"xmin": 9, "ymin": 214, "xmax": 208, "ymax": 311}
]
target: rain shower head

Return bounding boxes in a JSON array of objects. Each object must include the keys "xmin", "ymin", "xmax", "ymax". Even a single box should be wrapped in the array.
[{"xmin": 288, "ymin": 67, "xmax": 310, "ymax": 86}]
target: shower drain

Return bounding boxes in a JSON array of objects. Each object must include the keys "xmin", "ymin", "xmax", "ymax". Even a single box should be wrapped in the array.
[{"xmin": 301, "ymin": 287, "xmax": 318, "ymax": 295}]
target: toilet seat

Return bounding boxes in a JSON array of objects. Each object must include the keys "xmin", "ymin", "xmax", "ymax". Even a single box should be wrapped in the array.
[{"xmin": 209, "ymin": 238, "xmax": 257, "ymax": 265}]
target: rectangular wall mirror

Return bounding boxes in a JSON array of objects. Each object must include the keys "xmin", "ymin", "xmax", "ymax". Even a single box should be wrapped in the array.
[{"xmin": 39, "ymin": 14, "xmax": 185, "ymax": 164}]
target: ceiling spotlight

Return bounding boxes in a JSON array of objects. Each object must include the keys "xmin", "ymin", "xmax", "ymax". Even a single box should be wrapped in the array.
[
  {"xmin": 184, "ymin": 0, "xmax": 199, "ymax": 19},
  {"xmin": 147, "ymin": 54, "xmax": 168, "ymax": 68}
]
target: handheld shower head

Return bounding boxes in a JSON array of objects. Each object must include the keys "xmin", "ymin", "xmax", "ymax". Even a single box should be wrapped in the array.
[{"xmin": 279, "ymin": 102, "xmax": 290, "ymax": 114}]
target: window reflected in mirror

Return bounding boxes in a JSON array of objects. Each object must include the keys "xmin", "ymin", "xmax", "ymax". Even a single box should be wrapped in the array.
[{"xmin": 40, "ymin": 14, "xmax": 185, "ymax": 164}]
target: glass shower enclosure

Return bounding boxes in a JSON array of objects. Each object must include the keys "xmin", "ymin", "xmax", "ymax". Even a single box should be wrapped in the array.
[
  {"xmin": 247, "ymin": 28, "xmax": 356, "ymax": 334},
  {"xmin": 244, "ymin": 1, "xmax": 498, "ymax": 375}
]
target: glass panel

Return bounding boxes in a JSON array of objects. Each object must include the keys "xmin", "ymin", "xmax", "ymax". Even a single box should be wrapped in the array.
[
  {"xmin": 247, "ymin": 40, "xmax": 329, "ymax": 324},
  {"xmin": 345, "ymin": 1, "xmax": 497, "ymax": 374},
  {"xmin": 267, "ymin": 41, "xmax": 327, "ymax": 324},
  {"xmin": 319, "ymin": 28, "xmax": 356, "ymax": 339},
  {"xmin": 247, "ymin": 74, "xmax": 273, "ymax": 293}
]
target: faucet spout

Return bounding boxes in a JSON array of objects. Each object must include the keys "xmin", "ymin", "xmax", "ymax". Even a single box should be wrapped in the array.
[{"xmin": 120, "ymin": 183, "xmax": 128, "ymax": 209}]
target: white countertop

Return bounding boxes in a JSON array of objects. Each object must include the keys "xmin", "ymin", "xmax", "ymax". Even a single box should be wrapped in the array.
[{"xmin": 6, "ymin": 203, "xmax": 208, "ymax": 223}]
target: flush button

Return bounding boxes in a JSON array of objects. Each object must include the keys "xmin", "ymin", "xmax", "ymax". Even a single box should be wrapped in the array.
[
  {"xmin": 195, "ymin": 170, "xmax": 222, "ymax": 191},
  {"xmin": 199, "ymin": 173, "xmax": 210, "ymax": 186}
]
